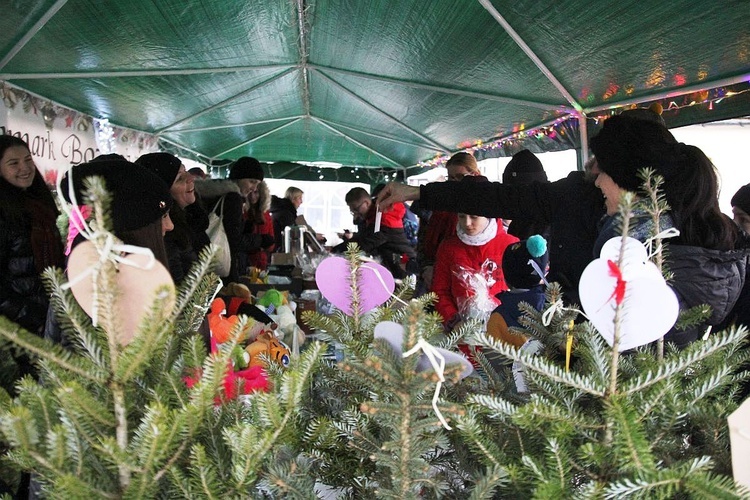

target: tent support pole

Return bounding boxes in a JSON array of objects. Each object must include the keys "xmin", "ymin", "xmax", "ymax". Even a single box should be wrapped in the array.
[
  {"xmin": 578, "ymin": 114, "xmax": 589, "ymax": 170},
  {"xmin": 583, "ymin": 72, "xmax": 750, "ymax": 114},
  {"xmin": 0, "ymin": 0, "xmax": 68, "ymax": 72},
  {"xmin": 311, "ymin": 117, "xmax": 403, "ymax": 168}
]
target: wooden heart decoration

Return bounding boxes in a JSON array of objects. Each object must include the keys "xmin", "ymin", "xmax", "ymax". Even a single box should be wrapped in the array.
[
  {"xmin": 315, "ymin": 256, "xmax": 394, "ymax": 315},
  {"xmin": 67, "ymin": 240, "xmax": 176, "ymax": 346},
  {"xmin": 579, "ymin": 237, "xmax": 679, "ymax": 351}
]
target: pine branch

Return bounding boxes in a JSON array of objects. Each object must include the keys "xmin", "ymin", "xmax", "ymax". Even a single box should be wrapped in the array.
[
  {"xmin": 0, "ymin": 317, "xmax": 106, "ymax": 383},
  {"xmin": 605, "ymin": 395, "xmax": 655, "ymax": 474},
  {"xmin": 474, "ymin": 332, "xmax": 606, "ymax": 396},
  {"xmin": 621, "ymin": 327, "xmax": 746, "ymax": 395}
]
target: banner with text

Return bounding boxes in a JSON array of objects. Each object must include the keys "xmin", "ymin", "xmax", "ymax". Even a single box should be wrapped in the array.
[{"xmin": 0, "ymin": 83, "xmax": 158, "ymax": 185}]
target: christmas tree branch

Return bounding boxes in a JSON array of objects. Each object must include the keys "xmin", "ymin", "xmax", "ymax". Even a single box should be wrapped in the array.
[
  {"xmin": 0, "ymin": 318, "xmax": 106, "ymax": 383},
  {"xmin": 621, "ymin": 327, "xmax": 745, "ymax": 395},
  {"xmin": 112, "ymin": 384, "xmax": 131, "ymax": 488}
]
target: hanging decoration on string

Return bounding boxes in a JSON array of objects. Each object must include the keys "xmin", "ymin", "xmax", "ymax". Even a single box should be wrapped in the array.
[{"xmin": 578, "ymin": 237, "xmax": 679, "ymax": 351}]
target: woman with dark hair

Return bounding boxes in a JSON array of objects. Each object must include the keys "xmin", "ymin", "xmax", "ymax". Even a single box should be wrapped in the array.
[
  {"xmin": 245, "ymin": 181, "xmax": 275, "ymax": 270},
  {"xmin": 0, "ymin": 135, "xmax": 65, "ymax": 337},
  {"xmin": 590, "ymin": 114, "xmax": 745, "ymax": 347},
  {"xmin": 0, "ymin": 135, "xmax": 64, "ymax": 498},
  {"xmin": 136, "ymin": 152, "xmax": 210, "ymax": 283}
]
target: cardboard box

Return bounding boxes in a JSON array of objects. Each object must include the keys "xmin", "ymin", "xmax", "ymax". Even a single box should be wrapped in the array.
[{"xmin": 271, "ymin": 253, "xmax": 296, "ymax": 266}]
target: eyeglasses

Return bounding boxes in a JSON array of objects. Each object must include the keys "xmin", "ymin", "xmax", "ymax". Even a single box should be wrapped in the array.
[{"xmin": 349, "ymin": 199, "xmax": 368, "ymax": 215}]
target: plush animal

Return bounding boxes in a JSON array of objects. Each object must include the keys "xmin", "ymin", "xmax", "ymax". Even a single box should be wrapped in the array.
[
  {"xmin": 256, "ymin": 289, "xmax": 287, "ymax": 312},
  {"xmin": 245, "ymin": 331, "xmax": 291, "ymax": 368},
  {"xmin": 208, "ymin": 297, "xmax": 268, "ymax": 344}
]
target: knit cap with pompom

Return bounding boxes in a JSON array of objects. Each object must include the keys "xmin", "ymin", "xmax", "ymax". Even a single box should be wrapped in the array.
[{"xmin": 501, "ymin": 234, "xmax": 549, "ymax": 289}]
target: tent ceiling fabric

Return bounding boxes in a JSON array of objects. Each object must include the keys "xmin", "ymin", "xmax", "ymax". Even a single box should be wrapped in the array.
[{"xmin": 1, "ymin": 0, "xmax": 749, "ymax": 172}]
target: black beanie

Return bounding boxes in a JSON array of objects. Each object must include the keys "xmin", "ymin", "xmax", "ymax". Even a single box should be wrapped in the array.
[
  {"xmin": 135, "ymin": 152, "xmax": 182, "ymax": 187},
  {"xmin": 92, "ymin": 153, "xmax": 127, "ymax": 163},
  {"xmin": 590, "ymin": 114, "xmax": 677, "ymax": 192},
  {"xmin": 732, "ymin": 184, "xmax": 750, "ymax": 215},
  {"xmin": 229, "ymin": 156, "xmax": 264, "ymax": 181},
  {"xmin": 502, "ymin": 149, "xmax": 547, "ymax": 184},
  {"xmin": 502, "ymin": 235, "xmax": 549, "ymax": 289},
  {"xmin": 60, "ymin": 160, "xmax": 172, "ymax": 233}
]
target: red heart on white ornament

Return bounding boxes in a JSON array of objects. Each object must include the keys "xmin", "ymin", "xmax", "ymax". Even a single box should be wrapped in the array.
[
  {"xmin": 315, "ymin": 256, "xmax": 394, "ymax": 315},
  {"xmin": 67, "ymin": 240, "xmax": 176, "ymax": 345},
  {"xmin": 579, "ymin": 237, "xmax": 678, "ymax": 351}
]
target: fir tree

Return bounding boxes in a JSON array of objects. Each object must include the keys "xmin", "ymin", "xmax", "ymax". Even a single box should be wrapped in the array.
[
  {"xmin": 462, "ymin": 178, "xmax": 750, "ymax": 498},
  {"xmin": 0, "ymin": 175, "xmax": 746, "ymax": 499}
]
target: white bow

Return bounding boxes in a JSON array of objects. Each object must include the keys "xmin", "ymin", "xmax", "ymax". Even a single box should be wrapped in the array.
[{"xmin": 402, "ymin": 339, "xmax": 452, "ymax": 430}]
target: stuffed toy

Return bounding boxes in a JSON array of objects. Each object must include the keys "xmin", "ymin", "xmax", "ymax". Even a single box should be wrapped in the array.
[
  {"xmin": 256, "ymin": 289, "xmax": 288, "ymax": 312},
  {"xmin": 208, "ymin": 297, "xmax": 269, "ymax": 344},
  {"xmin": 245, "ymin": 331, "xmax": 291, "ymax": 368}
]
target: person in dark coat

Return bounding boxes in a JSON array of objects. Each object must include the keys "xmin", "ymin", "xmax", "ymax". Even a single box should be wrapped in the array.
[
  {"xmin": 376, "ymin": 167, "xmax": 603, "ymax": 307},
  {"xmin": 0, "ymin": 136, "xmax": 65, "ymax": 498},
  {"xmin": 194, "ymin": 157, "xmax": 265, "ymax": 282},
  {"xmin": 589, "ymin": 114, "xmax": 746, "ymax": 348},
  {"xmin": 501, "ymin": 149, "xmax": 551, "ymax": 241},
  {"xmin": 270, "ymin": 186, "xmax": 303, "ymax": 252},
  {"xmin": 345, "ymin": 187, "xmax": 417, "ymax": 279},
  {"xmin": 0, "ymin": 135, "xmax": 65, "ymax": 338},
  {"xmin": 245, "ymin": 181, "xmax": 275, "ymax": 270}
]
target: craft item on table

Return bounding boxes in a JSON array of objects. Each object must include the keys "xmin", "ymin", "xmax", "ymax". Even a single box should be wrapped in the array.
[
  {"xmin": 579, "ymin": 236, "xmax": 679, "ymax": 351},
  {"xmin": 315, "ymin": 255, "xmax": 395, "ymax": 315},
  {"xmin": 454, "ymin": 259, "xmax": 499, "ymax": 326},
  {"xmin": 219, "ymin": 282, "xmax": 253, "ymax": 317},
  {"xmin": 256, "ymin": 289, "xmax": 288, "ymax": 314},
  {"xmin": 246, "ymin": 266, "xmax": 268, "ymax": 284},
  {"xmin": 66, "ymin": 239, "xmax": 175, "ymax": 346},
  {"xmin": 208, "ymin": 297, "xmax": 269, "ymax": 344},
  {"xmin": 374, "ymin": 321, "xmax": 472, "ymax": 429},
  {"xmin": 184, "ymin": 333, "xmax": 270, "ymax": 403},
  {"xmin": 184, "ymin": 364, "xmax": 269, "ymax": 402}
]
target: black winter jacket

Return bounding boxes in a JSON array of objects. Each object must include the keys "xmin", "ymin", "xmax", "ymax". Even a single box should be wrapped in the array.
[
  {"xmin": 0, "ymin": 211, "xmax": 61, "ymax": 335},
  {"xmin": 664, "ymin": 244, "xmax": 748, "ymax": 348},
  {"xmin": 270, "ymin": 196, "xmax": 297, "ymax": 251},
  {"xmin": 420, "ymin": 172, "xmax": 604, "ymax": 305}
]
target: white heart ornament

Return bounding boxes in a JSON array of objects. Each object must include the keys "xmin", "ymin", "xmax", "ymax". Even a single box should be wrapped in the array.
[
  {"xmin": 374, "ymin": 321, "xmax": 473, "ymax": 379},
  {"xmin": 67, "ymin": 240, "xmax": 176, "ymax": 346},
  {"xmin": 579, "ymin": 241, "xmax": 679, "ymax": 351}
]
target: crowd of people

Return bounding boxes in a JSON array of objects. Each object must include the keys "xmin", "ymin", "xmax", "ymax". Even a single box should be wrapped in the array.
[{"xmin": 2, "ymin": 105, "xmax": 750, "ymax": 493}]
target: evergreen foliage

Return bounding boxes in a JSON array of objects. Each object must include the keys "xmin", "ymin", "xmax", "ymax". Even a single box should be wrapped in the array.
[{"xmin": 0, "ymin": 175, "xmax": 746, "ymax": 498}]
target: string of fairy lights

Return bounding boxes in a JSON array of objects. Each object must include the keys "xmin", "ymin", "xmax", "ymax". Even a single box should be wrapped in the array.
[{"xmin": 417, "ymin": 85, "xmax": 750, "ymax": 169}]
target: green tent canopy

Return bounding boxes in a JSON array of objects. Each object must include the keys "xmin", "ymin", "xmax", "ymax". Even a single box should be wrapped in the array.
[{"xmin": 1, "ymin": 0, "xmax": 749, "ymax": 177}]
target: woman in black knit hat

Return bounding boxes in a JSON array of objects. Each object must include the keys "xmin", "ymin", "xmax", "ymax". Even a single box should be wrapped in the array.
[
  {"xmin": 589, "ymin": 114, "xmax": 745, "ymax": 348},
  {"xmin": 136, "ymin": 152, "xmax": 210, "ymax": 283}
]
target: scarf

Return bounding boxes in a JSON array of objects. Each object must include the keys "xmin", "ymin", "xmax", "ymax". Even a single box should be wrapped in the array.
[{"xmin": 457, "ymin": 218, "xmax": 498, "ymax": 246}]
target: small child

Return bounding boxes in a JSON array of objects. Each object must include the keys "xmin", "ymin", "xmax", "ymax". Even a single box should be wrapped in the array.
[{"xmin": 486, "ymin": 234, "xmax": 549, "ymax": 348}]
